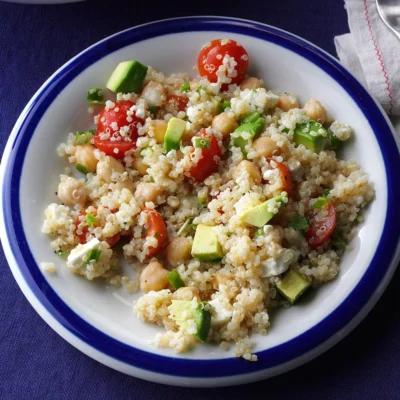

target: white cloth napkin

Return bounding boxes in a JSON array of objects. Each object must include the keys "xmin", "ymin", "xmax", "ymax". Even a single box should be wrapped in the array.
[{"xmin": 335, "ymin": 0, "xmax": 400, "ymax": 120}]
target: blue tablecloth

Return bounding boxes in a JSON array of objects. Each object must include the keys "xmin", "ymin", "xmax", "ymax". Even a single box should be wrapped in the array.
[{"xmin": 1, "ymin": 1, "xmax": 399, "ymax": 398}]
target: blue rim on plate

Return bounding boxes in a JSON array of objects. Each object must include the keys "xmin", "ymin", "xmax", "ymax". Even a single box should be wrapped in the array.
[{"xmin": 2, "ymin": 17, "xmax": 400, "ymax": 378}]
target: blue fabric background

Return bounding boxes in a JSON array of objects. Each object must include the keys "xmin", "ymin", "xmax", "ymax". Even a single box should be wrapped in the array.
[{"xmin": 1, "ymin": 1, "xmax": 400, "ymax": 398}]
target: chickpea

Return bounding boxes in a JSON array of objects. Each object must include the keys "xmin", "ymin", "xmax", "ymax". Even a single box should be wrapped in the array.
[
  {"xmin": 277, "ymin": 94, "xmax": 299, "ymax": 112},
  {"xmin": 96, "ymin": 156, "xmax": 125, "ymax": 183},
  {"xmin": 74, "ymin": 144, "xmax": 97, "ymax": 173},
  {"xmin": 57, "ymin": 177, "xmax": 86, "ymax": 207},
  {"xmin": 166, "ymin": 237, "xmax": 192, "ymax": 267},
  {"xmin": 135, "ymin": 182, "xmax": 161, "ymax": 203},
  {"xmin": 252, "ymin": 136, "xmax": 279, "ymax": 158},
  {"xmin": 114, "ymin": 179, "xmax": 135, "ymax": 193},
  {"xmin": 140, "ymin": 261, "xmax": 169, "ymax": 292},
  {"xmin": 172, "ymin": 287, "xmax": 201, "ymax": 301},
  {"xmin": 303, "ymin": 99, "xmax": 328, "ymax": 124},
  {"xmin": 240, "ymin": 77, "xmax": 263, "ymax": 90},
  {"xmin": 211, "ymin": 112, "xmax": 239, "ymax": 138},
  {"xmin": 233, "ymin": 160, "xmax": 261, "ymax": 184},
  {"xmin": 132, "ymin": 157, "xmax": 148, "ymax": 176},
  {"xmin": 150, "ymin": 120, "xmax": 168, "ymax": 144}
]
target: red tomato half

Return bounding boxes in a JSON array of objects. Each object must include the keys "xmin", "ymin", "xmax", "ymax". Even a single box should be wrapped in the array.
[
  {"xmin": 166, "ymin": 94, "xmax": 188, "ymax": 112},
  {"xmin": 143, "ymin": 208, "xmax": 168, "ymax": 257},
  {"xmin": 197, "ymin": 39, "xmax": 249, "ymax": 85},
  {"xmin": 94, "ymin": 100, "xmax": 144, "ymax": 159},
  {"xmin": 188, "ymin": 129, "xmax": 222, "ymax": 182},
  {"xmin": 75, "ymin": 210, "xmax": 121, "ymax": 248},
  {"xmin": 267, "ymin": 158, "xmax": 294, "ymax": 198},
  {"xmin": 306, "ymin": 203, "xmax": 336, "ymax": 248}
]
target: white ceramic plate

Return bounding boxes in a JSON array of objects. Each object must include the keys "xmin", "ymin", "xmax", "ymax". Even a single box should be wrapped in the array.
[{"xmin": 1, "ymin": 17, "xmax": 400, "ymax": 387}]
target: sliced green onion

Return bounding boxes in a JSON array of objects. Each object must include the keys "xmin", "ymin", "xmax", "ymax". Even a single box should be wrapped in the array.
[
  {"xmin": 193, "ymin": 137, "xmax": 211, "ymax": 150},
  {"xmin": 167, "ymin": 269, "xmax": 185, "ymax": 289},
  {"xmin": 219, "ymin": 100, "xmax": 231, "ymax": 113},
  {"xmin": 312, "ymin": 197, "xmax": 328, "ymax": 209},
  {"xmin": 226, "ymin": 231, "xmax": 233, "ymax": 237},
  {"xmin": 149, "ymin": 176, "xmax": 155, "ymax": 183},
  {"xmin": 180, "ymin": 82, "xmax": 190, "ymax": 92},
  {"xmin": 85, "ymin": 212, "xmax": 97, "ymax": 227},
  {"xmin": 183, "ymin": 115, "xmax": 190, "ymax": 122},
  {"xmin": 198, "ymin": 196, "xmax": 207, "ymax": 207},
  {"xmin": 196, "ymin": 86, "xmax": 206, "ymax": 93},
  {"xmin": 288, "ymin": 215, "xmax": 309, "ymax": 234},
  {"xmin": 76, "ymin": 163, "xmax": 88, "ymax": 174},
  {"xmin": 87, "ymin": 88, "xmax": 105, "ymax": 105},
  {"xmin": 75, "ymin": 129, "xmax": 95, "ymax": 145},
  {"xmin": 255, "ymin": 228, "xmax": 263, "ymax": 237},
  {"xmin": 323, "ymin": 189, "xmax": 331, "ymax": 197},
  {"xmin": 148, "ymin": 105, "xmax": 158, "ymax": 115},
  {"xmin": 54, "ymin": 249, "xmax": 70, "ymax": 258},
  {"xmin": 140, "ymin": 147, "xmax": 153, "ymax": 158},
  {"xmin": 86, "ymin": 249, "xmax": 101, "ymax": 264}
]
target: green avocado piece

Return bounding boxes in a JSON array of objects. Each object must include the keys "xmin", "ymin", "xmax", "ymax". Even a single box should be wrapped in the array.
[
  {"xmin": 164, "ymin": 118, "xmax": 186, "ymax": 152},
  {"xmin": 328, "ymin": 128, "xmax": 343, "ymax": 152},
  {"xmin": 191, "ymin": 224, "xmax": 223, "ymax": 262},
  {"xmin": 170, "ymin": 300, "xmax": 211, "ymax": 342},
  {"xmin": 240, "ymin": 195, "xmax": 285, "ymax": 228},
  {"xmin": 106, "ymin": 60, "xmax": 148, "ymax": 93},
  {"xmin": 231, "ymin": 120, "xmax": 264, "ymax": 156},
  {"xmin": 276, "ymin": 269, "xmax": 311, "ymax": 305},
  {"xmin": 294, "ymin": 120, "xmax": 327, "ymax": 153}
]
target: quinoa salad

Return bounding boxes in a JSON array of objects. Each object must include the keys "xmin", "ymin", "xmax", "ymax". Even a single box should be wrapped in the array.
[{"xmin": 42, "ymin": 39, "xmax": 374, "ymax": 360}]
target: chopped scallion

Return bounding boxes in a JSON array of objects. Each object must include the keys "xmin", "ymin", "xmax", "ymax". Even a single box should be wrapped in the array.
[
  {"xmin": 85, "ymin": 212, "xmax": 97, "ymax": 227},
  {"xmin": 167, "ymin": 269, "xmax": 185, "ymax": 289},
  {"xmin": 312, "ymin": 197, "xmax": 328, "ymax": 209},
  {"xmin": 193, "ymin": 137, "xmax": 211, "ymax": 150},
  {"xmin": 87, "ymin": 88, "xmax": 105, "ymax": 105},
  {"xmin": 180, "ymin": 82, "xmax": 190, "ymax": 92},
  {"xmin": 76, "ymin": 163, "xmax": 88, "ymax": 174},
  {"xmin": 86, "ymin": 249, "xmax": 101, "ymax": 264},
  {"xmin": 75, "ymin": 129, "xmax": 95, "ymax": 145}
]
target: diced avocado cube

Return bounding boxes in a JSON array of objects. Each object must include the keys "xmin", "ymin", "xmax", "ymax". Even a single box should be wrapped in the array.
[
  {"xmin": 276, "ymin": 269, "xmax": 311, "ymax": 305},
  {"xmin": 240, "ymin": 195, "xmax": 285, "ymax": 228},
  {"xmin": 294, "ymin": 120, "xmax": 327, "ymax": 153},
  {"xmin": 164, "ymin": 118, "xmax": 186, "ymax": 153},
  {"xmin": 241, "ymin": 111, "xmax": 262, "ymax": 124},
  {"xmin": 106, "ymin": 60, "xmax": 148, "ymax": 94},
  {"xmin": 194, "ymin": 302, "xmax": 211, "ymax": 342},
  {"xmin": 328, "ymin": 128, "xmax": 343, "ymax": 152},
  {"xmin": 170, "ymin": 300, "xmax": 211, "ymax": 343},
  {"xmin": 167, "ymin": 269, "xmax": 185, "ymax": 289},
  {"xmin": 231, "ymin": 120, "xmax": 264, "ymax": 155},
  {"xmin": 191, "ymin": 224, "xmax": 223, "ymax": 262},
  {"xmin": 87, "ymin": 87, "xmax": 105, "ymax": 105}
]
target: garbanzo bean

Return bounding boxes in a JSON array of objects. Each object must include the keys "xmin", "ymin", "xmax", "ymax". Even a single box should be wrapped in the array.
[
  {"xmin": 277, "ymin": 94, "xmax": 299, "ymax": 112},
  {"xmin": 303, "ymin": 99, "xmax": 328, "ymax": 124},
  {"xmin": 74, "ymin": 144, "xmax": 98, "ymax": 173},
  {"xmin": 166, "ymin": 237, "xmax": 192, "ymax": 267},
  {"xmin": 135, "ymin": 182, "xmax": 161, "ymax": 203},
  {"xmin": 233, "ymin": 160, "xmax": 261, "ymax": 184},
  {"xmin": 140, "ymin": 261, "xmax": 169, "ymax": 292},
  {"xmin": 96, "ymin": 156, "xmax": 125, "ymax": 183},
  {"xmin": 211, "ymin": 112, "xmax": 238, "ymax": 137},
  {"xmin": 132, "ymin": 157, "xmax": 148, "ymax": 176},
  {"xmin": 240, "ymin": 77, "xmax": 263, "ymax": 90},
  {"xmin": 57, "ymin": 177, "xmax": 86, "ymax": 207},
  {"xmin": 114, "ymin": 179, "xmax": 135, "ymax": 193},
  {"xmin": 172, "ymin": 287, "xmax": 200, "ymax": 301},
  {"xmin": 252, "ymin": 136, "xmax": 279, "ymax": 158}
]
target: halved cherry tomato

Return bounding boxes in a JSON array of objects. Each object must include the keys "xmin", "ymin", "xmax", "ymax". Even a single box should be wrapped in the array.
[
  {"xmin": 94, "ymin": 100, "xmax": 144, "ymax": 159},
  {"xmin": 306, "ymin": 203, "xmax": 336, "ymax": 248},
  {"xmin": 197, "ymin": 39, "xmax": 249, "ymax": 85},
  {"xmin": 142, "ymin": 208, "xmax": 168, "ymax": 257},
  {"xmin": 166, "ymin": 94, "xmax": 188, "ymax": 112},
  {"xmin": 75, "ymin": 210, "xmax": 121, "ymax": 247},
  {"xmin": 188, "ymin": 129, "xmax": 222, "ymax": 182},
  {"xmin": 267, "ymin": 158, "xmax": 294, "ymax": 198}
]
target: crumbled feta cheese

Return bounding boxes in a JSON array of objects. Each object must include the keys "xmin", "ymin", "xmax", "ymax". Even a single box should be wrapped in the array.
[{"xmin": 261, "ymin": 249, "xmax": 298, "ymax": 277}]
